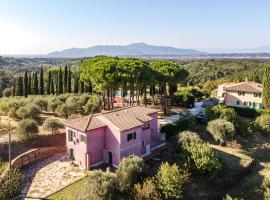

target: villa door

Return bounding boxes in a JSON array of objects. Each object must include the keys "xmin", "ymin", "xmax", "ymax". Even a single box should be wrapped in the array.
[{"xmin": 107, "ymin": 151, "xmax": 113, "ymax": 165}]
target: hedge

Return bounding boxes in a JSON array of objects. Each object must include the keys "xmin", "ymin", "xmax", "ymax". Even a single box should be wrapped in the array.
[
  {"xmin": 160, "ymin": 116, "xmax": 191, "ymax": 139},
  {"xmin": 229, "ymin": 106, "xmax": 259, "ymax": 118}
]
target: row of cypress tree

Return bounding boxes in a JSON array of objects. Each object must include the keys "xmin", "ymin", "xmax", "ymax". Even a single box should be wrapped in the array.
[{"xmin": 12, "ymin": 66, "xmax": 92, "ymax": 97}]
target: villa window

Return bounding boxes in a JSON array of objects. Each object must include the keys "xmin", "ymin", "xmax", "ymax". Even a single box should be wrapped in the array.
[
  {"xmin": 244, "ymin": 102, "xmax": 247, "ymax": 106},
  {"xmin": 238, "ymin": 91, "xmax": 245, "ymax": 96},
  {"xmin": 68, "ymin": 129, "xmax": 76, "ymax": 142},
  {"xmin": 127, "ymin": 132, "xmax": 136, "ymax": 142},
  {"xmin": 254, "ymin": 93, "xmax": 262, "ymax": 98},
  {"xmin": 80, "ymin": 134, "xmax": 86, "ymax": 143},
  {"xmin": 236, "ymin": 101, "xmax": 240, "ymax": 105}
]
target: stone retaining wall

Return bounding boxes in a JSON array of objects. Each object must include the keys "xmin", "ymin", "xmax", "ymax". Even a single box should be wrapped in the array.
[{"xmin": 11, "ymin": 146, "xmax": 65, "ymax": 170}]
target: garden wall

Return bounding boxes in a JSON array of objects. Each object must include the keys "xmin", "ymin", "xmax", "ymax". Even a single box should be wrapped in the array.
[{"xmin": 10, "ymin": 146, "xmax": 65, "ymax": 170}]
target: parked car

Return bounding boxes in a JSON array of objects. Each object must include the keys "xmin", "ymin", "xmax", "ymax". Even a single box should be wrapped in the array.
[{"xmin": 195, "ymin": 109, "xmax": 206, "ymax": 123}]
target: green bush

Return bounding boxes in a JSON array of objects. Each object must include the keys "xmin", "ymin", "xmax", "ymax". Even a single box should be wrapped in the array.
[
  {"xmin": 43, "ymin": 118, "xmax": 64, "ymax": 134},
  {"xmin": 235, "ymin": 118, "xmax": 254, "ymax": 136},
  {"xmin": 16, "ymin": 119, "xmax": 39, "ymax": 141},
  {"xmin": 133, "ymin": 178, "xmax": 161, "ymax": 200},
  {"xmin": 160, "ymin": 117, "xmax": 191, "ymax": 139},
  {"xmin": 78, "ymin": 170, "xmax": 117, "ymax": 200},
  {"xmin": 184, "ymin": 142, "xmax": 222, "ymax": 178},
  {"xmin": 263, "ymin": 177, "xmax": 270, "ymax": 200},
  {"xmin": 116, "ymin": 155, "xmax": 144, "ymax": 193},
  {"xmin": 2, "ymin": 88, "xmax": 12, "ymax": 97},
  {"xmin": 207, "ymin": 119, "xmax": 235, "ymax": 145},
  {"xmin": 255, "ymin": 114, "xmax": 270, "ymax": 134},
  {"xmin": 16, "ymin": 104, "xmax": 41, "ymax": 120},
  {"xmin": 178, "ymin": 131, "xmax": 222, "ymax": 178},
  {"xmin": 48, "ymin": 98, "xmax": 62, "ymax": 112},
  {"xmin": 205, "ymin": 105, "xmax": 238, "ymax": 124},
  {"xmin": 178, "ymin": 131, "xmax": 203, "ymax": 149},
  {"xmin": 156, "ymin": 162, "xmax": 188, "ymax": 200},
  {"xmin": 229, "ymin": 106, "xmax": 259, "ymax": 118},
  {"xmin": 34, "ymin": 98, "xmax": 48, "ymax": 110},
  {"xmin": 0, "ymin": 169, "xmax": 24, "ymax": 200},
  {"xmin": 57, "ymin": 102, "xmax": 76, "ymax": 119},
  {"xmin": 84, "ymin": 95, "xmax": 102, "ymax": 114}
]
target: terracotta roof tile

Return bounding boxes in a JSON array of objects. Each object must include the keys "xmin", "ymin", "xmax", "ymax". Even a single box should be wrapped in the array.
[
  {"xmin": 66, "ymin": 106, "xmax": 158, "ymax": 132},
  {"xmin": 225, "ymin": 82, "xmax": 262, "ymax": 93}
]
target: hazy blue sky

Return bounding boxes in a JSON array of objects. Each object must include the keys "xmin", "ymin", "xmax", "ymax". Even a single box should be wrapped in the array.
[{"xmin": 1, "ymin": 0, "xmax": 270, "ymax": 54}]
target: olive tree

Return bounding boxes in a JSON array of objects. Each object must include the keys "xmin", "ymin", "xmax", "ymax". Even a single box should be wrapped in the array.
[
  {"xmin": 84, "ymin": 95, "xmax": 102, "ymax": 114},
  {"xmin": 207, "ymin": 119, "xmax": 235, "ymax": 145},
  {"xmin": 255, "ymin": 114, "xmax": 270, "ymax": 134},
  {"xmin": 57, "ymin": 102, "xmax": 76, "ymax": 119},
  {"xmin": 16, "ymin": 119, "xmax": 39, "ymax": 141},
  {"xmin": 133, "ymin": 178, "xmax": 161, "ymax": 200},
  {"xmin": 116, "ymin": 155, "xmax": 144, "ymax": 193},
  {"xmin": 42, "ymin": 118, "xmax": 64, "ymax": 134},
  {"xmin": 2, "ymin": 88, "xmax": 12, "ymax": 97},
  {"xmin": 16, "ymin": 104, "xmax": 41, "ymax": 120}
]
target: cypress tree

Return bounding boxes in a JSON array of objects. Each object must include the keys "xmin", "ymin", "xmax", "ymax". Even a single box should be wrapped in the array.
[
  {"xmin": 55, "ymin": 75, "xmax": 59, "ymax": 95},
  {"xmin": 33, "ymin": 72, "xmax": 39, "ymax": 95},
  {"xmin": 80, "ymin": 81, "xmax": 84, "ymax": 93},
  {"xmin": 16, "ymin": 77, "xmax": 23, "ymax": 96},
  {"xmin": 12, "ymin": 80, "xmax": 16, "ymax": 96},
  {"xmin": 67, "ymin": 68, "xmax": 72, "ymax": 93},
  {"xmin": 28, "ymin": 73, "xmax": 32, "ymax": 95},
  {"xmin": 47, "ymin": 71, "xmax": 52, "ymax": 94},
  {"xmin": 74, "ymin": 77, "xmax": 79, "ymax": 93},
  {"xmin": 263, "ymin": 66, "xmax": 270, "ymax": 108},
  {"xmin": 51, "ymin": 78, "xmax": 55, "ymax": 95},
  {"xmin": 40, "ymin": 67, "xmax": 44, "ymax": 95},
  {"xmin": 58, "ymin": 67, "xmax": 63, "ymax": 94},
  {"xmin": 64, "ymin": 65, "xmax": 68, "ymax": 93},
  {"xmin": 24, "ymin": 70, "xmax": 28, "ymax": 97}
]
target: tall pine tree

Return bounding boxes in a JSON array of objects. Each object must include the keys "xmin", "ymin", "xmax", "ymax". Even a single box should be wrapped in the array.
[
  {"xmin": 58, "ymin": 67, "xmax": 63, "ymax": 94},
  {"xmin": 40, "ymin": 67, "xmax": 44, "ymax": 95},
  {"xmin": 67, "ymin": 68, "xmax": 72, "ymax": 93},
  {"xmin": 33, "ymin": 72, "xmax": 39, "ymax": 95},
  {"xmin": 28, "ymin": 73, "xmax": 32, "ymax": 95},
  {"xmin": 64, "ymin": 65, "xmax": 68, "ymax": 93},
  {"xmin": 74, "ymin": 77, "xmax": 79, "ymax": 93},
  {"xmin": 47, "ymin": 71, "xmax": 52, "ymax": 94},
  {"xmin": 24, "ymin": 71, "xmax": 28, "ymax": 97},
  {"xmin": 51, "ymin": 78, "xmax": 55, "ymax": 95},
  {"xmin": 16, "ymin": 77, "xmax": 23, "ymax": 96},
  {"xmin": 263, "ymin": 66, "xmax": 270, "ymax": 108}
]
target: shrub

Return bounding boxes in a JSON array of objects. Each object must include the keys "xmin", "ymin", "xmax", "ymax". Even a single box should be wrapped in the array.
[
  {"xmin": 184, "ymin": 142, "xmax": 222, "ymax": 177},
  {"xmin": 2, "ymin": 88, "xmax": 12, "ymax": 97},
  {"xmin": 0, "ymin": 170, "xmax": 24, "ymax": 200},
  {"xmin": 133, "ymin": 178, "xmax": 161, "ymax": 200},
  {"xmin": 84, "ymin": 95, "xmax": 102, "ymax": 114},
  {"xmin": 255, "ymin": 114, "xmax": 270, "ymax": 134},
  {"xmin": 43, "ymin": 118, "xmax": 64, "ymax": 134},
  {"xmin": 16, "ymin": 104, "xmax": 41, "ymax": 120},
  {"xmin": 207, "ymin": 119, "xmax": 235, "ymax": 145},
  {"xmin": 223, "ymin": 194, "xmax": 242, "ymax": 200},
  {"xmin": 48, "ymin": 98, "xmax": 62, "ymax": 113},
  {"xmin": 235, "ymin": 118, "xmax": 253, "ymax": 136},
  {"xmin": 160, "ymin": 116, "xmax": 191, "ymax": 139},
  {"xmin": 178, "ymin": 131, "xmax": 203, "ymax": 149},
  {"xmin": 76, "ymin": 170, "xmax": 117, "ymax": 200},
  {"xmin": 205, "ymin": 105, "xmax": 238, "ymax": 124},
  {"xmin": 156, "ymin": 162, "xmax": 188, "ymax": 200},
  {"xmin": 263, "ymin": 177, "xmax": 270, "ymax": 200},
  {"xmin": 16, "ymin": 119, "xmax": 38, "ymax": 141},
  {"xmin": 116, "ymin": 155, "xmax": 144, "ymax": 193},
  {"xmin": 57, "ymin": 102, "xmax": 76, "ymax": 119},
  {"xmin": 8, "ymin": 107, "xmax": 18, "ymax": 119},
  {"xmin": 34, "ymin": 98, "xmax": 48, "ymax": 110},
  {"xmin": 230, "ymin": 106, "xmax": 259, "ymax": 118}
]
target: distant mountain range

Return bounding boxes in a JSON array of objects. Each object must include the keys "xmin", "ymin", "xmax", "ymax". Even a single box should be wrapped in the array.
[{"xmin": 47, "ymin": 43, "xmax": 204, "ymax": 58}]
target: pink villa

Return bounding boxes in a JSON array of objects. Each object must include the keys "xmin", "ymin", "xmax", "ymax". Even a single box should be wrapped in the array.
[{"xmin": 65, "ymin": 106, "xmax": 166, "ymax": 169}]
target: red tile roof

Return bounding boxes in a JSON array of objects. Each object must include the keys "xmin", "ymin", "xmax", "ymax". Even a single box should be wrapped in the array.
[
  {"xmin": 66, "ymin": 106, "xmax": 158, "ymax": 132},
  {"xmin": 225, "ymin": 82, "xmax": 262, "ymax": 93}
]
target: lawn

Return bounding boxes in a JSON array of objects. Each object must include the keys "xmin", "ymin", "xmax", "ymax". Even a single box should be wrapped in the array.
[{"xmin": 46, "ymin": 176, "xmax": 89, "ymax": 200}]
